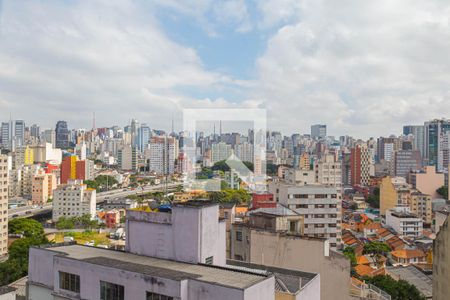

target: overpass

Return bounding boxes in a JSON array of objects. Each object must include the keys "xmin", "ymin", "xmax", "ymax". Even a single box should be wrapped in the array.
[{"xmin": 8, "ymin": 183, "xmax": 182, "ymax": 220}]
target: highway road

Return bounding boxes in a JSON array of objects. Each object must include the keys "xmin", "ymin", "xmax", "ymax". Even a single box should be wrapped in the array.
[{"xmin": 8, "ymin": 182, "xmax": 182, "ymax": 220}]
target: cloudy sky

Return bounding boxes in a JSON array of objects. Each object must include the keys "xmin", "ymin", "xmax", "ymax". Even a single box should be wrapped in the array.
[{"xmin": 0, "ymin": 0, "xmax": 449, "ymax": 138}]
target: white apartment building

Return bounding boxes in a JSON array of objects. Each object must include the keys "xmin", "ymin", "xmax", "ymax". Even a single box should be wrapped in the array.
[
  {"xmin": 235, "ymin": 141, "xmax": 253, "ymax": 163},
  {"xmin": 0, "ymin": 155, "xmax": 8, "ymax": 256},
  {"xmin": 52, "ymin": 180, "xmax": 96, "ymax": 222},
  {"xmin": 211, "ymin": 142, "xmax": 232, "ymax": 164},
  {"xmin": 385, "ymin": 207, "xmax": 423, "ymax": 238},
  {"xmin": 269, "ymin": 183, "xmax": 342, "ymax": 249},
  {"xmin": 148, "ymin": 136, "xmax": 175, "ymax": 175}
]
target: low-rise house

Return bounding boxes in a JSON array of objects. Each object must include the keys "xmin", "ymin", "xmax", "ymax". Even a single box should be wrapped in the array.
[
  {"xmin": 391, "ymin": 249, "xmax": 426, "ymax": 266},
  {"xmin": 363, "ymin": 222, "xmax": 382, "ymax": 238}
]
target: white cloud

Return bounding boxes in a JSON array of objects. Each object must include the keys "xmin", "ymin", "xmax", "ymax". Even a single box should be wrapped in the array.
[
  {"xmin": 0, "ymin": 0, "xmax": 239, "ymax": 129},
  {"xmin": 255, "ymin": 0, "xmax": 450, "ymax": 137}
]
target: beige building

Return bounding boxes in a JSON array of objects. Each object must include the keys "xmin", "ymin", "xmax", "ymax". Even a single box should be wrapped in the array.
[
  {"xmin": 0, "ymin": 155, "xmax": 8, "ymax": 256},
  {"xmin": 409, "ymin": 166, "xmax": 444, "ymax": 199},
  {"xmin": 31, "ymin": 170, "xmax": 56, "ymax": 205},
  {"xmin": 231, "ymin": 225, "xmax": 351, "ymax": 300},
  {"xmin": 433, "ymin": 215, "xmax": 450, "ymax": 300},
  {"xmin": 314, "ymin": 154, "xmax": 342, "ymax": 194},
  {"xmin": 410, "ymin": 192, "xmax": 432, "ymax": 224},
  {"xmin": 380, "ymin": 176, "xmax": 411, "ymax": 216}
]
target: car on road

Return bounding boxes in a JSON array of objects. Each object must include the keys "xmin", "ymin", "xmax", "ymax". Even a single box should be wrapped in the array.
[
  {"xmin": 12, "ymin": 214, "xmax": 18, "ymax": 218},
  {"xmin": 25, "ymin": 211, "xmax": 32, "ymax": 214}
]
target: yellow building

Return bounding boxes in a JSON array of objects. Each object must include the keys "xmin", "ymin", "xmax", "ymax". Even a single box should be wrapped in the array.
[
  {"xmin": 24, "ymin": 145, "xmax": 34, "ymax": 165},
  {"xmin": 380, "ymin": 176, "xmax": 411, "ymax": 216}
]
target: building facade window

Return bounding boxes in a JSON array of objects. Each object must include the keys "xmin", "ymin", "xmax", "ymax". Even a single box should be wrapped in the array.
[
  {"xmin": 205, "ymin": 256, "xmax": 213, "ymax": 264},
  {"xmin": 146, "ymin": 292, "xmax": 173, "ymax": 300},
  {"xmin": 59, "ymin": 271, "xmax": 80, "ymax": 293},
  {"xmin": 236, "ymin": 231, "xmax": 243, "ymax": 241},
  {"xmin": 100, "ymin": 281, "xmax": 124, "ymax": 300}
]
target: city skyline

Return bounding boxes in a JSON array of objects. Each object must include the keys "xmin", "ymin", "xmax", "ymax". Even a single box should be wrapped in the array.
[{"xmin": 1, "ymin": 1, "xmax": 450, "ymax": 137}]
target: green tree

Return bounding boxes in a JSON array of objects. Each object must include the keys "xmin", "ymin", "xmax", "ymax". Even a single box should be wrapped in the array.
[
  {"xmin": 212, "ymin": 160, "xmax": 230, "ymax": 172},
  {"xmin": 363, "ymin": 241, "xmax": 390, "ymax": 256},
  {"xmin": 9, "ymin": 236, "xmax": 47, "ymax": 269},
  {"xmin": 437, "ymin": 186, "xmax": 448, "ymax": 199},
  {"xmin": 9, "ymin": 218, "xmax": 44, "ymax": 238},
  {"xmin": 343, "ymin": 247, "xmax": 357, "ymax": 266},
  {"xmin": 56, "ymin": 217, "xmax": 75, "ymax": 230},
  {"xmin": 0, "ymin": 259, "xmax": 23, "ymax": 286},
  {"xmin": 364, "ymin": 275, "xmax": 426, "ymax": 300}
]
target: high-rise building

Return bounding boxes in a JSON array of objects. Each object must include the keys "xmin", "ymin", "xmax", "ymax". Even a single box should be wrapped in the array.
[
  {"xmin": 0, "ymin": 155, "xmax": 8, "ymax": 257},
  {"xmin": 424, "ymin": 119, "xmax": 450, "ymax": 169},
  {"xmin": 55, "ymin": 121, "xmax": 70, "ymax": 149},
  {"xmin": 235, "ymin": 141, "xmax": 253, "ymax": 163},
  {"xmin": 137, "ymin": 124, "xmax": 151, "ymax": 152},
  {"xmin": 52, "ymin": 180, "xmax": 96, "ymax": 221},
  {"xmin": 30, "ymin": 124, "xmax": 40, "ymax": 139},
  {"xmin": 311, "ymin": 124, "xmax": 327, "ymax": 139},
  {"xmin": 32, "ymin": 171, "xmax": 50, "ymax": 205},
  {"xmin": 315, "ymin": 154, "xmax": 342, "ymax": 194},
  {"xmin": 60, "ymin": 155, "xmax": 93, "ymax": 184},
  {"xmin": 350, "ymin": 144, "xmax": 371, "ymax": 186},
  {"xmin": 211, "ymin": 142, "xmax": 232, "ymax": 164},
  {"xmin": 148, "ymin": 136, "xmax": 175, "ymax": 175},
  {"xmin": 43, "ymin": 129, "xmax": 56, "ymax": 147},
  {"xmin": 380, "ymin": 176, "xmax": 411, "ymax": 216},
  {"xmin": 269, "ymin": 183, "xmax": 342, "ymax": 250},
  {"xmin": 394, "ymin": 150, "xmax": 422, "ymax": 178},
  {"xmin": 118, "ymin": 145, "xmax": 138, "ymax": 171},
  {"xmin": 0, "ymin": 120, "xmax": 25, "ymax": 150}
]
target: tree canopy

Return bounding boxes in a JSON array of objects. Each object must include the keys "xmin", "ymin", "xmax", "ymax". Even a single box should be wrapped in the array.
[
  {"xmin": 363, "ymin": 241, "xmax": 391, "ymax": 256},
  {"xmin": 208, "ymin": 189, "xmax": 251, "ymax": 204},
  {"xmin": 85, "ymin": 175, "xmax": 118, "ymax": 191},
  {"xmin": 364, "ymin": 275, "xmax": 426, "ymax": 300},
  {"xmin": 9, "ymin": 218, "xmax": 44, "ymax": 238}
]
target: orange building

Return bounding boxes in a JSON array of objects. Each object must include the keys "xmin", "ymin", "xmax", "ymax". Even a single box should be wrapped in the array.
[{"xmin": 61, "ymin": 155, "xmax": 86, "ymax": 184}]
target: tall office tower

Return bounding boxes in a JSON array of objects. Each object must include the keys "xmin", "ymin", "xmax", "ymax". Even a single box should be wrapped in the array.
[
  {"xmin": 1, "ymin": 120, "xmax": 25, "ymax": 150},
  {"xmin": 350, "ymin": 144, "xmax": 371, "ymax": 186},
  {"xmin": 30, "ymin": 124, "xmax": 40, "ymax": 139},
  {"xmin": 43, "ymin": 129, "xmax": 56, "ymax": 146},
  {"xmin": 118, "ymin": 145, "xmax": 138, "ymax": 171},
  {"xmin": 404, "ymin": 125, "xmax": 425, "ymax": 158},
  {"xmin": 311, "ymin": 124, "xmax": 327, "ymax": 139},
  {"xmin": 55, "ymin": 121, "xmax": 70, "ymax": 149},
  {"xmin": 130, "ymin": 118, "xmax": 139, "ymax": 147},
  {"xmin": 149, "ymin": 136, "xmax": 175, "ymax": 175},
  {"xmin": 137, "ymin": 124, "xmax": 151, "ymax": 152},
  {"xmin": 211, "ymin": 142, "xmax": 232, "ymax": 164},
  {"xmin": 424, "ymin": 119, "xmax": 450, "ymax": 169},
  {"xmin": 0, "ymin": 155, "xmax": 8, "ymax": 257}
]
